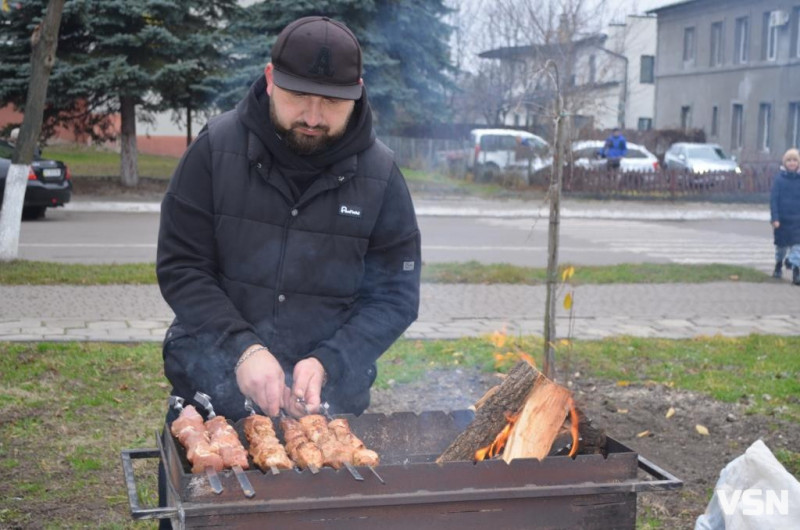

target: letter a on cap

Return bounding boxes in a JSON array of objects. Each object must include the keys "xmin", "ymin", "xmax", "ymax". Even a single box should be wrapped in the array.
[{"xmin": 309, "ymin": 47, "xmax": 335, "ymax": 77}]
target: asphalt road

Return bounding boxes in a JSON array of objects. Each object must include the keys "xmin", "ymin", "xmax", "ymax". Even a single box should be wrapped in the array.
[{"xmin": 16, "ymin": 207, "xmax": 775, "ymax": 271}]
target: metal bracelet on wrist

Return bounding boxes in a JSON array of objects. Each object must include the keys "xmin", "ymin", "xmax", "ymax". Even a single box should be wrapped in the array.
[{"xmin": 234, "ymin": 346, "xmax": 268, "ymax": 373}]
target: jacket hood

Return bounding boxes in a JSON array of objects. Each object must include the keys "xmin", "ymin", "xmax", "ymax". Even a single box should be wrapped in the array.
[
  {"xmin": 781, "ymin": 169, "xmax": 800, "ymax": 180},
  {"xmin": 236, "ymin": 75, "xmax": 375, "ymax": 174}
]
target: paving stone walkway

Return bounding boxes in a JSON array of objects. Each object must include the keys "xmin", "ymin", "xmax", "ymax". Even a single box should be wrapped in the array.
[{"xmin": 1, "ymin": 282, "xmax": 798, "ymax": 342}]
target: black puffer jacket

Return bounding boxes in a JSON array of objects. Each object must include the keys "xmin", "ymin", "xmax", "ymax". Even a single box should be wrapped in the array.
[
  {"xmin": 771, "ymin": 170, "xmax": 800, "ymax": 247},
  {"xmin": 157, "ymin": 77, "xmax": 420, "ymax": 419}
]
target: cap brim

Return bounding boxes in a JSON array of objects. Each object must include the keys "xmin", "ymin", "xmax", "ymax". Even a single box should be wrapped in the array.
[{"xmin": 273, "ymin": 69, "xmax": 362, "ymax": 100}]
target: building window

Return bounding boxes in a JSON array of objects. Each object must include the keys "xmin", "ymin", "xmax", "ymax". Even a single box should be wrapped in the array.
[
  {"xmin": 735, "ymin": 16, "xmax": 749, "ymax": 64},
  {"xmin": 640, "ymin": 55, "xmax": 654, "ymax": 83},
  {"xmin": 710, "ymin": 21, "xmax": 724, "ymax": 66},
  {"xmin": 680, "ymin": 106, "xmax": 692, "ymax": 130},
  {"xmin": 731, "ymin": 104, "xmax": 744, "ymax": 150},
  {"xmin": 638, "ymin": 118, "xmax": 653, "ymax": 131},
  {"xmin": 711, "ymin": 106, "xmax": 719, "ymax": 137},
  {"xmin": 758, "ymin": 103, "xmax": 772, "ymax": 151},
  {"xmin": 789, "ymin": 102, "xmax": 800, "ymax": 149},
  {"xmin": 763, "ymin": 11, "xmax": 779, "ymax": 61},
  {"xmin": 683, "ymin": 27, "xmax": 696, "ymax": 65},
  {"xmin": 588, "ymin": 54, "xmax": 596, "ymax": 84},
  {"xmin": 794, "ymin": 7, "xmax": 800, "ymax": 58}
]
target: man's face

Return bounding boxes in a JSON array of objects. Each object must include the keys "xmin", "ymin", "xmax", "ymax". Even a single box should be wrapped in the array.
[{"xmin": 266, "ymin": 64, "xmax": 357, "ymax": 155}]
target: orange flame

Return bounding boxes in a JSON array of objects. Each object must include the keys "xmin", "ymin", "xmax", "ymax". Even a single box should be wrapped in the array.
[
  {"xmin": 474, "ymin": 411, "xmax": 519, "ymax": 462},
  {"xmin": 567, "ymin": 398, "xmax": 580, "ymax": 458}
]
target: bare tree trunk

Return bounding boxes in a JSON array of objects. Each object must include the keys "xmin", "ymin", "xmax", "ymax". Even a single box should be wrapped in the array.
[
  {"xmin": 119, "ymin": 96, "xmax": 139, "ymax": 187},
  {"xmin": 0, "ymin": 0, "xmax": 65, "ymax": 261},
  {"xmin": 186, "ymin": 103, "xmax": 192, "ymax": 147},
  {"xmin": 543, "ymin": 61, "xmax": 565, "ymax": 379}
]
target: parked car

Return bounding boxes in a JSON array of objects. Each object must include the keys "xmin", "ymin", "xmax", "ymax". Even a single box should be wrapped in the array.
[
  {"xmin": 437, "ymin": 128, "xmax": 550, "ymax": 182},
  {"xmin": 568, "ymin": 140, "xmax": 659, "ymax": 173},
  {"xmin": 664, "ymin": 142, "xmax": 741, "ymax": 186},
  {"xmin": 0, "ymin": 139, "xmax": 71, "ymax": 219}
]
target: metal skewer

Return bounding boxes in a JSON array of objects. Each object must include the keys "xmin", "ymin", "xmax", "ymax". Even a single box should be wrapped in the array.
[
  {"xmin": 168, "ymin": 396, "xmax": 224, "ymax": 494},
  {"xmin": 194, "ymin": 392, "xmax": 255, "ymax": 497},
  {"xmin": 244, "ymin": 398, "xmax": 281, "ymax": 476}
]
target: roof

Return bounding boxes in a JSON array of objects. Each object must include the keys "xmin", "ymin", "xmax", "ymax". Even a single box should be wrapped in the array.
[
  {"xmin": 646, "ymin": 0, "xmax": 698, "ymax": 15},
  {"xmin": 479, "ymin": 33, "xmax": 607, "ymax": 60}
]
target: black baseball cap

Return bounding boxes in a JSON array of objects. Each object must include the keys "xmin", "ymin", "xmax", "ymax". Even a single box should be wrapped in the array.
[{"xmin": 270, "ymin": 16, "xmax": 363, "ymax": 100}]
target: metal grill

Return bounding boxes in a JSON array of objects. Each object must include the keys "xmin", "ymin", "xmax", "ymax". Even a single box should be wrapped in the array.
[{"xmin": 122, "ymin": 410, "xmax": 681, "ymax": 529}]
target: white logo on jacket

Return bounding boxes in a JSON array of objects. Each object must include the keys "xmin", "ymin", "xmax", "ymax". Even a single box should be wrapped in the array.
[{"xmin": 339, "ymin": 205, "xmax": 362, "ymax": 218}]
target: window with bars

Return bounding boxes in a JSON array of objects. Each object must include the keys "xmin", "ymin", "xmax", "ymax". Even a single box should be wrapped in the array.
[{"xmin": 638, "ymin": 118, "xmax": 653, "ymax": 131}]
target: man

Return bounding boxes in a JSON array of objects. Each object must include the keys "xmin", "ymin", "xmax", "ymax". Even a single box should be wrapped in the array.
[
  {"xmin": 603, "ymin": 128, "xmax": 627, "ymax": 170},
  {"xmin": 156, "ymin": 16, "xmax": 421, "ymax": 422}
]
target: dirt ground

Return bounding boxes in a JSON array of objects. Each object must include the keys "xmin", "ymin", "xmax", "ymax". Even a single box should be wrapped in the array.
[{"xmin": 369, "ymin": 368, "xmax": 800, "ymax": 528}]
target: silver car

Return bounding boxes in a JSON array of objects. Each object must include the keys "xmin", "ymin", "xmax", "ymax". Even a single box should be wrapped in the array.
[{"xmin": 664, "ymin": 143, "xmax": 741, "ymax": 186}]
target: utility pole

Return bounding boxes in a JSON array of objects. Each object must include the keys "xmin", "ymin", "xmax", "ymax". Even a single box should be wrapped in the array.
[
  {"xmin": 0, "ymin": 0, "xmax": 66, "ymax": 260},
  {"xmin": 543, "ymin": 59, "xmax": 565, "ymax": 380}
]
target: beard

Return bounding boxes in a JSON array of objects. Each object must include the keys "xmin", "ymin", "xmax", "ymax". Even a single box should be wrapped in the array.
[{"xmin": 270, "ymin": 98, "xmax": 351, "ymax": 156}]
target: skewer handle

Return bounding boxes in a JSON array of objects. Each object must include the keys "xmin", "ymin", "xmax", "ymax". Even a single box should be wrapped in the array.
[
  {"xmin": 232, "ymin": 465, "xmax": 255, "ymax": 498},
  {"xmin": 205, "ymin": 466, "xmax": 223, "ymax": 494},
  {"xmin": 194, "ymin": 391, "xmax": 216, "ymax": 418},
  {"xmin": 344, "ymin": 461, "xmax": 364, "ymax": 481},
  {"xmin": 368, "ymin": 466, "xmax": 386, "ymax": 484}
]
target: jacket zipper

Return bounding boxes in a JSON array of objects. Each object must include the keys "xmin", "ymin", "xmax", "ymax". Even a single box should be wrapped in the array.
[{"xmin": 273, "ymin": 210, "xmax": 294, "ymax": 323}]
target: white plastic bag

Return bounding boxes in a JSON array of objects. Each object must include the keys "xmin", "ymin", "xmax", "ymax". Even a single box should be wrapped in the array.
[{"xmin": 695, "ymin": 439, "xmax": 800, "ymax": 530}]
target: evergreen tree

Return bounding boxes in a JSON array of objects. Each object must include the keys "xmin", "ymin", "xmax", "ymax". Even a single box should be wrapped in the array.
[
  {"xmin": 0, "ymin": 0, "xmax": 238, "ymax": 186},
  {"xmin": 218, "ymin": 0, "xmax": 454, "ymax": 131}
]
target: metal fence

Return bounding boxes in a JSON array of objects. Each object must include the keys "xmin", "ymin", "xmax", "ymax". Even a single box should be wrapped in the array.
[{"xmin": 381, "ymin": 136, "xmax": 468, "ymax": 170}]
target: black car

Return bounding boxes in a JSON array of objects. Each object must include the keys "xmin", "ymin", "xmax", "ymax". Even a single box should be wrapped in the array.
[{"xmin": 0, "ymin": 139, "xmax": 72, "ymax": 219}]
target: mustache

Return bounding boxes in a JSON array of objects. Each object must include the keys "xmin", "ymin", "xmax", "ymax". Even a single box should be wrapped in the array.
[{"xmin": 292, "ymin": 122, "xmax": 329, "ymax": 133}]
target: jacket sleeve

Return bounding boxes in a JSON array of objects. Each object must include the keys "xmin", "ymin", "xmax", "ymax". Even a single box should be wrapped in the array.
[
  {"xmin": 309, "ymin": 163, "xmax": 421, "ymax": 388},
  {"xmin": 157, "ymin": 132, "xmax": 262, "ymax": 359},
  {"xmin": 770, "ymin": 175, "xmax": 781, "ymax": 223}
]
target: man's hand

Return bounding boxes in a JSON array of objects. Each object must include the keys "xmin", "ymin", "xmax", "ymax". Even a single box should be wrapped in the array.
[
  {"xmin": 283, "ymin": 357, "xmax": 327, "ymax": 417},
  {"xmin": 235, "ymin": 345, "xmax": 285, "ymax": 417},
  {"xmin": 773, "ymin": 221, "xmax": 780, "ymax": 228}
]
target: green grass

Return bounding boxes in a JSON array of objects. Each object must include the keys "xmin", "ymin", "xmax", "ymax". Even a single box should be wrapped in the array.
[
  {"xmin": 375, "ymin": 335, "xmax": 800, "ymax": 423},
  {"xmin": 0, "ymin": 260, "xmax": 769, "ymax": 286},
  {"xmin": 422, "ymin": 261, "xmax": 770, "ymax": 284},
  {"xmin": 43, "ymin": 144, "xmax": 179, "ymax": 179},
  {"xmin": 1, "ymin": 336, "xmax": 798, "ymax": 528}
]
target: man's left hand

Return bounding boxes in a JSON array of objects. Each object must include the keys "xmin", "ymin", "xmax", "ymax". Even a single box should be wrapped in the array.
[{"xmin": 284, "ymin": 357, "xmax": 327, "ymax": 417}]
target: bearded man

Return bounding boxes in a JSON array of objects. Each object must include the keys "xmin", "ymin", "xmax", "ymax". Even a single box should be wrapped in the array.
[{"xmin": 156, "ymin": 16, "xmax": 420, "ymax": 422}]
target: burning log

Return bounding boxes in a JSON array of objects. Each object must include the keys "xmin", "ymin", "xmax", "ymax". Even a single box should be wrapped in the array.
[
  {"xmin": 437, "ymin": 360, "xmax": 598, "ymax": 463},
  {"xmin": 437, "ymin": 360, "xmax": 544, "ymax": 462}
]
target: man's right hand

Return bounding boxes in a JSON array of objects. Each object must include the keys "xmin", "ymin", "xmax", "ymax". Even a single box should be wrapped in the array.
[{"xmin": 235, "ymin": 345, "xmax": 285, "ymax": 417}]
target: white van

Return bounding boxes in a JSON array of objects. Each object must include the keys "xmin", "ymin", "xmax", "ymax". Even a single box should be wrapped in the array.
[{"xmin": 469, "ymin": 129, "xmax": 549, "ymax": 181}]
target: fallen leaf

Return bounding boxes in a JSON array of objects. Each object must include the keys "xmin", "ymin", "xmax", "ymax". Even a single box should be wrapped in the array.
[
  {"xmin": 561, "ymin": 266, "xmax": 575, "ymax": 282},
  {"xmin": 665, "ymin": 407, "xmax": 675, "ymax": 419},
  {"xmin": 636, "ymin": 430, "xmax": 651, "ymax": 438},
  {"xmin": 695, "ymin": 424, "xmax": 710, "ymax": 436},
  {"xmin": 729, "ymin": 275, "xmax": 739, "ymax": 281},
  {"xmin": 563, "ymin": 292, "xmax": 573, "ymax": 310},
  {"xmin": 616, "ymin": 380, "xmax": 630, "ymax": 387},
  {"xmin": 617, "ymin": 408, "xmax": 629, "ymax": 414}
]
